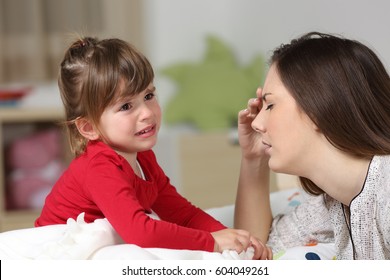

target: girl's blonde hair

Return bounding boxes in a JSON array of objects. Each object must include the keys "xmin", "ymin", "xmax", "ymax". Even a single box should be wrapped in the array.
[{"xmin": 58, "ymin": 36, "xmax": 154, "ymax": 157}]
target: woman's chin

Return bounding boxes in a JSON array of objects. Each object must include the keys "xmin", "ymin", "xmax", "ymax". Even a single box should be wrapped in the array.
[{"xmin": 268, "ymin": 160, "xmax": 284, "ymax": 173}]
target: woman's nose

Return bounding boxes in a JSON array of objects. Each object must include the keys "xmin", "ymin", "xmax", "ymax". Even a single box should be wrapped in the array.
[{"xmin": 251, "ymin": 110, "xmax": 266, "ymax": 133}]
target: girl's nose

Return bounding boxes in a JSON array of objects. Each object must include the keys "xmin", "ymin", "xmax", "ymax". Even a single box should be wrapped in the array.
[{"xmin": 139, "ymin": 103, "xmax": 154, "ymax": 120}]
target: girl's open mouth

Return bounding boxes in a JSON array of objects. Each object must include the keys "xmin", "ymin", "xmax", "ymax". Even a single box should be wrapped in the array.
[{"xmin": 135, "ymin": 125, "xmax": 155, "ymax": 136}]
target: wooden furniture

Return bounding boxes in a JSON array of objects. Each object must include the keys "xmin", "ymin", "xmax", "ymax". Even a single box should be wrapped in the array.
[
  {"xmin": 0, "ymin": 107, "xmax": 68, "ymax": 232},
  {"xmin": 178, "ymin": 132, "xmax": 279, "ymax": 210}
]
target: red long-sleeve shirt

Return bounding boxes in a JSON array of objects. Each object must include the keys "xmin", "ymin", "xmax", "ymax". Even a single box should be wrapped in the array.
[{"xmin": 35, "ymin": 141, "xmax": 226, "ymax": 251}]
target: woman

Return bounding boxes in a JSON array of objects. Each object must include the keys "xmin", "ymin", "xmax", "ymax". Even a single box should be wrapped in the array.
[{"xmin": 234, "ymin": 32, "xmax": 390, "ymax": 259}]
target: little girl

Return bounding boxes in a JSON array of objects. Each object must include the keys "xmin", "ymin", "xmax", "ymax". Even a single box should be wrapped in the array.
[{"xmin": 35, "ymin": 36, "xmax": 270, "ymax": 259}]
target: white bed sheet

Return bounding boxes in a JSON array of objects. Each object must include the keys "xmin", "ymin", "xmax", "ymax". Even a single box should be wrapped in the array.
[{"xmin": 0, "ymin": 188, "xmax": 336, "ymax": 260}]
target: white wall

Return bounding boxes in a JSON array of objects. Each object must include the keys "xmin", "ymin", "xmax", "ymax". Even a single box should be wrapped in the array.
[
  {"xmin": 141, "ymin": 0, "xmax": 390, "ymax": 191},
  {"xmin": 142, "ymin": 0, "xmax": 390, "ymax": 109}
]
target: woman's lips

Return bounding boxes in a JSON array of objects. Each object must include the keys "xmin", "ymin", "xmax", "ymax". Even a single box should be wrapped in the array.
[{"xmin": 262, "ymin": 141, "xmax": 272, "ymax": 154}]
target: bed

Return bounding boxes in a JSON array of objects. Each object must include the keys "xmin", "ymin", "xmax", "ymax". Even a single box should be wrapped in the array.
[{"xmin": 0, "ymin": 188, "xmax": 335, "ymax": 260}]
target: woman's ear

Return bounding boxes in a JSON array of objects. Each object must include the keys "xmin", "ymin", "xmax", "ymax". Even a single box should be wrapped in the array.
[{"xmin": 75, "ymin": 118, "xmax": 99, "ymax": 140}]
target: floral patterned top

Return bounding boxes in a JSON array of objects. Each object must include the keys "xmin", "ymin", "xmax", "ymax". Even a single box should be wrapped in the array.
[{"xmin": 268, "ymin": 155, "xmax": 390, "ymax": 260}]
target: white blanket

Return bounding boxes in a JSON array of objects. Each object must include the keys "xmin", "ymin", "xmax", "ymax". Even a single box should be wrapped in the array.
[
  {"xmin": 0, "ymin": 212, "xmax": 254, "ymax": 260},
  {"xmin": 0, "ymin": 188, "xmax": 336, "ymax": 260}
]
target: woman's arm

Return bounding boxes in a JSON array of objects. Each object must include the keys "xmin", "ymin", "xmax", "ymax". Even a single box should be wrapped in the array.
[
  {"xmin": 234, "ymin": 89, "xmax": 273, "ymax": 244},
  {"xmin": 234, "ymin": 153, "xmax": 272, "ymax": 244}
]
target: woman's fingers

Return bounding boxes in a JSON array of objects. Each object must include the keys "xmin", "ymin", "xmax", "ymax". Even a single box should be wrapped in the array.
[{"xmin": 247, "ymin": 98, "xmax": 261, "ymax": 116}]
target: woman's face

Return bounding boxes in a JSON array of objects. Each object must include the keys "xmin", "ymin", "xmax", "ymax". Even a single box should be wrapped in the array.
[{"xmin": 251, "ymin": 64, "xmax": 319, "ymax": 175}]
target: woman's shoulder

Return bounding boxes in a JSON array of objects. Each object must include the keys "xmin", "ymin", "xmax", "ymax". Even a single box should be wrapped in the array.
[
  {"xmin": 378, "ymin": 155, "xmax": 390, "ymax": 186},
  {"xmin": 366, "ymin": 155, "xmax": 390, "ymax": 197},
  {"xmin": 370, "ymin": 155, "xmax": 390, "ymax": 181},
  {"xmin": 374, "ymin": 154, "xmax": 390, "ymax": 166}
]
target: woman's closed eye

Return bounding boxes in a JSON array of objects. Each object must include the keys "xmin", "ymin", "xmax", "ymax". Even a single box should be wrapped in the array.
[{"xmin": 265, "ymin": 103, "xmax": 274, "ymax": 110}]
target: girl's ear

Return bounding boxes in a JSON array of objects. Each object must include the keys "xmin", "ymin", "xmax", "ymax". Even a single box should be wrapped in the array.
[{"xmin": 75, "ymin": 118, "xmax": 99, "ymax": 140}]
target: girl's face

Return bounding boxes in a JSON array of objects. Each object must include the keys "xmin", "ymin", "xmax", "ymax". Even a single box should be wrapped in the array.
[
  {"xmin": 251, "ymin": 64, "xmax": 319, "ymax": 175},
  {"xmin": 98, "ymin": 82, "xmax": 161, "ymax": 155}
]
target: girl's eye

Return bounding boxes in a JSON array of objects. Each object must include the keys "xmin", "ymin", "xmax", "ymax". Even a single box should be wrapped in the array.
[
  {"xmin": 265, "ymin": 104, "xmax": 274, "ymax": 110},
  {"xmin": 145, "ymin": 92, "xmax": 155, "ymax": 101},
  {"xmin": 120, "ymin": 103, "xmax": 132, "ymax": 111}
]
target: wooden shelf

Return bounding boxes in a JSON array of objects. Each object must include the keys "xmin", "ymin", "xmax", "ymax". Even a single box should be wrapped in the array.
[
  {"xmin": 0, "ymin": 210, "xmax": 41, "ymax": 232},
  {"xmin": 178, "ymin": 132, "xmax": 278, "ymax": 210},
  {"xmin": 0, "ymin": 107, "xmax": 67, "ymax": 232},
  {"xmin": 0, "ymin": 107, "xmax": 65, "ymax": 121}
]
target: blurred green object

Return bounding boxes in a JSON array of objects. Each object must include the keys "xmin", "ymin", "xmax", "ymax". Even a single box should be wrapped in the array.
[{"xmin": 161, "ymin": 35, "xmax": 265, "ymax": 131}]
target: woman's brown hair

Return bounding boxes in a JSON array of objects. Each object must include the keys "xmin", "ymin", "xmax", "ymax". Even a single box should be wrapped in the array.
[
  {"xmin": 58, "ymin": 36, "xmax": 154, "ymax": 156},
  {"xmin": 270, "ymin": 32, "xmax": 390, "ymax": 195}
]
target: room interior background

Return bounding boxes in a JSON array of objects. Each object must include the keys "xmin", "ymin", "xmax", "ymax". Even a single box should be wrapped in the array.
[
  {"xmin": 0, "ymin": 0, "xmax": 142, "ymax": 83},
  {"xmin": 0, "ymin": 0, "xmax": 389, "ymax": 230}
]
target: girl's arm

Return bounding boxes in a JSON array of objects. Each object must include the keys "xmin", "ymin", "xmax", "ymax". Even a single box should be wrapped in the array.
[
  {"xmin": 153, "ymin": 173, "xmax": 271, "ymax": 259},
  {"xmin": 151, "ymin": 155, "xmax": 271, "ymax": 259}
]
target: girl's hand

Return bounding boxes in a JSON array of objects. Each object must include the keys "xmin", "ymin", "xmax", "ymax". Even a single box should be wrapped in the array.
[
  {"xmin": 211, "ymin": 228, "xmax": 272, "ymax": 260},
  {"xmin": 238, "ymin": 88, "xmax": 267, "ymax": 159}
]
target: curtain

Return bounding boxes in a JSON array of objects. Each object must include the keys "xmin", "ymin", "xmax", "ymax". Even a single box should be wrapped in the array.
[{"xmin": 0, "ymin": 0, "xmax": 143, "ymax": 84}]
